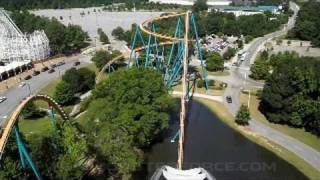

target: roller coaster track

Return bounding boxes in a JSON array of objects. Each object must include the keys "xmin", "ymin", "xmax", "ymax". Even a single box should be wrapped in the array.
[
  {"xmin": 96, "ymin": 41, "xmax": 175, "ymax": 83},
  {"xmin": 97, "ymin": 11, "xmax": 192, "ymax": 170},
  {"xmin": 96, "ymin": 12, "xmax": 192, "ymax": 83},
  {"xmin": 0, "ymin": 94, "xmax": 69, "ymax": 158}
]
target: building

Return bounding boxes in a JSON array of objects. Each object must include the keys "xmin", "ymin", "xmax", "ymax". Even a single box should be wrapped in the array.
[
  {"xmin": 210, "ymin": 5, "xmax": 281, "ymax": 16},
  {"xmin": 0, "ymin": 8, "xmax": 50, "ymax": 81},
  {"xmin": 149, "ymin": 0, "xmax": 232, "ymax": 6}
]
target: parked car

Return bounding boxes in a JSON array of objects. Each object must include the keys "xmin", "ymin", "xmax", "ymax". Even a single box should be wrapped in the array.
[
  {"xmin": 24, "ymin": 75, "xmax": 32, "ymax": 80},
  {"xmin": 41, "ymin": 66, "xmax": 49, "ymax": 72},
  {"xmin": 0, "ymin": 96, "xmax": 7, "ymax": 103},
  {"xmin": 19, "ymin": 82, "xmax": 26, "ymax": 87},
  {"xmin": 226, "ymin": 96, "xmax": 232, "ymax": 103},
  {"xmin": 32, "ymin": 70, "xmax": 40, "ymax": 76},
  {"xmin": 50, "ymin": 64, "xmax": 57, "ymax": 68},
  {"xmin": 48, "ymin": 69, "xmax": 55, "ymax": 73},
  {"xmin": 74, "ymin": 61, "xmax": 80, "ymax": 66},
  {"xmin": 57, "ymin": 61, "xmax": 65, "ymax": 66}
]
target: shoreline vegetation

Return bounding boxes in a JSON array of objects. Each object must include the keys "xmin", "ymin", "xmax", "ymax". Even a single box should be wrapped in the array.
[
  {"xmin": 21, "ymin": 74, "xmax": 320, "ymax": 179},
  {"xmin": 240, "ymin": 92, "xmax": 320, "ymax": 152},
  {"xmin": 195, "ymin": 98, "xmax": 320, "ymax": 179}
]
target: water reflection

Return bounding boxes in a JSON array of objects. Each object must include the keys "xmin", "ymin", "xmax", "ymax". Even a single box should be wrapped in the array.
[{"xmin": 142, "ymin": 100, "xmax": 307, "ymax": 180}]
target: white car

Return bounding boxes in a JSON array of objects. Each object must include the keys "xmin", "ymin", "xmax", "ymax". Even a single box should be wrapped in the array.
[
  {"xmin": 0, "ymin": 96, "xmax": 7, "ymax": 103},
  {"xmin": 19, "ymin": 82, "xmax": 26, "ymax": 87}
]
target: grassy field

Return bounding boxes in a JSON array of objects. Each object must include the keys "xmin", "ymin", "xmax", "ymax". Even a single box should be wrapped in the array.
[
  {"xmin": 20, "ymin": 117, "xmax": 54, "ymax": 138},
  {"xmin": 173, "ymin": 80, "xmax": 226, "ymax": 96},
  {"xmin": 240, "ymin": 93, "xmax": 320, "ymax": 152},
  {"xmin": 196, "ymin": 98, "xmax": 320, "ymax": 179},
  {"xmin": 19, "ymin": 64, "xmax": 97, "ymax": 137}
]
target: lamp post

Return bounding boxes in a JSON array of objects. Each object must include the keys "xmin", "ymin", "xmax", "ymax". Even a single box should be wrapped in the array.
[{"xmin": 26, "ymin": 83, "xmax": 31, "ymax": 96}]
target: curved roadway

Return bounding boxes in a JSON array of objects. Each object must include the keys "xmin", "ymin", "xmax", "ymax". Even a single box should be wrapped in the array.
[{"xmin": 212, "ymin": 2, "xmax": 320, "ymax": 171}]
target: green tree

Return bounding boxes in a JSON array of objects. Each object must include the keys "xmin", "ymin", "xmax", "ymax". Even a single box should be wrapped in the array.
[
  {"xmin": 91, "ymin": 50, "xmax": 114, "ymax": 69},
  {"xmin": 206, "ymin": 52, "xmax": 224, "ymax": 71},
  {"xmin": 62, "ymin": 68, "xmax": 82, "ymax": 92},
  {"xmin": 97, "ymin": 28, "xmax": 110, "ymax": 44},
  {"xmin": 44, "ymin": 19, "xmax": 66, "ymax": 54},
  {"xmin": 0, "ymin": 136, "xmax": 27, "ymax": 179},
  {"xmin": 192, "ymin": 0, "xmax": 208, "ymax": 12},
  {"xmin": 223, "ymin": 47, "xmax": 236, "ymax": 60},
  {"xmin": 245, "ymin": 35, "xmax": 254, "ymax": 43},
  {"xmin": 235, "ymin": 105, "xmax": 250, "ymax": 125},
  {"xmin": 237, "ymin": 39, "xmax": 243, "ymax": 49},
  {"xmin": 11, "ymin": 11, "xmax": 88, "ymax": 55},
  {"xmin": 112, "ymin": 26, "xmax": 125, "ymax": 40},
  {"xmin": 260, "ymin": 56, "xmax": 320, "ymax": 136},
  {"xmin": 54, "ymin": 81, "xmax": 75, "ymax": 105},
  {"xmin": 249, "ymin": 59, "xmax": 270, "ymax": 80},
  {"xmin": 93, "ymin": 123, "xmax": 143, "ymax": 176},
  {"xmin": 291, "ymin": 1, "xmax": 320, "ymax": 47},
  {"xmin": 64, "ymin": 24, "xmax": 89, "ymax": 53},
  {"xmin": 22, "ymin": 101, "xmax": 45, "ymax": 119},
  {"xmin": 78, "ymin": 67, "xmax": 96, "ymax": 91},
  {"xmin": 84, "ymin": 68, "xmax": 174, "ymax": 176},
  {"xmin": 56, "ymin": 124, "xmax": 87, "ymax": 179},
  {"xmin": 62, "ymin": 67, "xmax": 96, "ymax": 93}
]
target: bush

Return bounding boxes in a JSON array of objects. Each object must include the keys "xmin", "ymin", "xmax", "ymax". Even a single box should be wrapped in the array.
[
  {"xmin": 97, "ymin": 28, "xmax": 110, "ymax": 44},
  {"xmin": 223, "ymin": 47, "xmax": 236, "ymax": 60},
  {"xmin": 197, "ymin": 79, "xmax": 205, "ymax": 88},
  {"xmin": 208, "ymin": 80, "xmax": 215, "ymax": 87},
  {"xmin": 22, "ymin": 101, "xmax": 46, "ymax": 119},
  {"xmin": 245, "ymin": 35, "xmax": 254, "ymax": 43},
  {"xmin": 54, "ymin": 81, "xmax": 75, "ymax": 105},
  {"xmin": 235, "ymin": 105, "xmax": 250, "ymax": 125}
]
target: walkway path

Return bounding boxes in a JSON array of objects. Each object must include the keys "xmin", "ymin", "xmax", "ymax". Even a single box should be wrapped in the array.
[
  {"xmin": 171, "ymin": 91, "xmax": 223, "ymax": 102},
  {"xmin": 207, "ymin": 71, "xmax": 320, "ymax": 171},
  {"xmin": 204, "ymin": 2, "xmax": 320, "ymax": 171}
]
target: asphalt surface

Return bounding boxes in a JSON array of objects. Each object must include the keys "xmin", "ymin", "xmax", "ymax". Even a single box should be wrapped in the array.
[
  {"xmin": 242, "ymin": 1, "xmax": 300, "ymax": 67},
  {"xmin": 0, "ymin": 55, "xmax": 91, "ymax": 125},
  {"xmin": 209, "ymin": 2, "xmax": 320, "ymax": 171}
]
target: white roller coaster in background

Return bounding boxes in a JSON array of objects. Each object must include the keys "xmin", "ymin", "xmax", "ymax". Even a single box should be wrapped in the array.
[{"xmin": 0, "ymin": 8, "xmax": 50, "ymax": 80}]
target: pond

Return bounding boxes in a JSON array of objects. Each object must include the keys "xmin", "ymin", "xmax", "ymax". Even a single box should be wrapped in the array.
[{"xmin": 138, "ymin": 100, "xmax": 307, "ymax": 180}]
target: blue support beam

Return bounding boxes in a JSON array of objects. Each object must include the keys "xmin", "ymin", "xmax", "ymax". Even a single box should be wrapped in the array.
[
  {"xmin": 14, "ymin": 126, "xmax": 42, "ymax": 180},
  {"xmin": 190, "ymin": 13, "xmax": 209, "ymax": 90}
]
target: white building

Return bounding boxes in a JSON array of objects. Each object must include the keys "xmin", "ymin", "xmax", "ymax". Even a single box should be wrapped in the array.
[
  {"xmin": 149, "ymin": 0, "xmax": 231, "ymax": 6},
  {"xmin": 0, "ymin": 8, "xmax": 50, "ymax": 81}
]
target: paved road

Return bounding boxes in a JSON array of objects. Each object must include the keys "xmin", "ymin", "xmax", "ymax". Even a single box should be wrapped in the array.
[
  {"xmin": 0, "ymin": 55, "xmax": 91, "ymax": 125},
  {"xmin": 209, "ymin": 2, "xmax": 320, "ymax": 171},
  {"xmin": 242, "ymin": 1, "xmax": 300, "ymax": 68}
]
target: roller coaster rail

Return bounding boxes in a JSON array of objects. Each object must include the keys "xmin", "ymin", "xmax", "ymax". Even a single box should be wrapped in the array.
[
  {"xmin": 97, "ymin": 11, "xmax": 209, "ymax": 172},
  {"xmin": 0, "ymin": 10, "xmax": 210, "ymax": 180},
  {"xmin": 0, "ymin": 94, "xmax": 69, "ymax": 179}
]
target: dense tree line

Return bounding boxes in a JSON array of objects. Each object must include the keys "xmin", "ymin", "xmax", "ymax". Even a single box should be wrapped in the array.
[
  {"xmin": 0, "ymin": 0, "xmax": 147, "ymax": 10},
  {"xmin": 197, "ymin": 11, "xmax": 288, "ymax": 38},
  {"xmin": 288, "ymin": 1, "xmax": 320, "ymax": 47},
  {"xmin": 112, "ymin": 10, "xmax": 289, "ymax": 47},
  {"xmin": 0, "ymin": 0, "xmax": 180, "ymax": 11},
  {"xmin": 260, "ymin": 52, "xmax": 320, "ymax": 136},
  {"xmin": 11, "ymin": 11, "xmax": 89, "ymax": 55}
]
